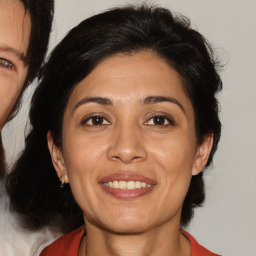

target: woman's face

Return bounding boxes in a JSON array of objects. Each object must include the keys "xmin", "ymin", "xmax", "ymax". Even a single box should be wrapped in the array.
[
  {"xmin": 0, "ymin": 0, "xmax": 31, "ymax": 129},
  {"xmin": 49, "ymin": 51, "xmax": 212, "ymax": 234}
]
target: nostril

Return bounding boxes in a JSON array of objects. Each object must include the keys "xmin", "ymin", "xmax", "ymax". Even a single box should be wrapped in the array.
[
  {"xmin": 107, "ymin": 132, "xmax": 147, "ymax": 163},
  {"xmin": 110, "ymin": 153, "xmax": 145, "ymax": 164}
]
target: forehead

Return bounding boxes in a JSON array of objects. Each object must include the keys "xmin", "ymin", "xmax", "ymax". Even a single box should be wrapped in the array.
[
  {"xmin": 0, "ymin": 0, "xmax": 31, "ymax": 57},
  {"xmin": 67, "ymin": 51, "xmax": 193, "ymax": 115},
  {"xmin": 70, "ymin": 52, "xmax": 188, "ymax": 101}
]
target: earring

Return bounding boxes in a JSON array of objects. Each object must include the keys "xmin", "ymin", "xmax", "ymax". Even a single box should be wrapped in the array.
[{"xmin": 60, "ymin": 180, "xmax": 65, "ymax": 188}]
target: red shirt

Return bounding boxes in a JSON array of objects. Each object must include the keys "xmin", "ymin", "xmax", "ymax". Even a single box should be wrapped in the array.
[{"xmin": 40, "ymin": 226, "xmax": 220, "ymax": 256}]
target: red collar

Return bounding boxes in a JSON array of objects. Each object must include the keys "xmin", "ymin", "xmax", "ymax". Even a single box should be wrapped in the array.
[{"xmin": 41, "ymin": 226, "xmax": 220, "ymax": 256}]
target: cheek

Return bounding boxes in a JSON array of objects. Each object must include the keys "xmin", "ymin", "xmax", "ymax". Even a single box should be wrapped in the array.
[
  {"xmin": 61, "ymin": 136, "xmax": 100, "ymax": 211},
  {"xmin": 0, "ymin": 78, "xmax": 23, "ymax": 126},
  {"xmin": 0, "ymin": 77, "xmax": 21, "ymax": 99},
  {"xmin": 61, "ymin": 132, "xmax": 108, "ymax": 191},
  {"xmin": 149, "ymin": 132, "xmax": 196, "ymax": 171},
  {"xmin": 149, "ymin": 134, "xmax": 195, "ymax": 201}
]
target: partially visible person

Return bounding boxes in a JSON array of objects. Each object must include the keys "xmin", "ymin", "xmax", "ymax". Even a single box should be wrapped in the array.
[
  {"xmin": 0, "ymin": 0, "xmax": 30, "ymax": 176},
  {"xmin": 0, "ymin": 0, "xmax": 60, "ymax": 255},
  {"xmin": 0, "ymin": 0, "xmax": 30, "ymax": 130},
  {"xmin": 0, "ymin": 0, "xmax": 53, "ymax": 175},
  {"xmin": 7, "ymin": 5, "xmax": 222, "ymax": 256}
]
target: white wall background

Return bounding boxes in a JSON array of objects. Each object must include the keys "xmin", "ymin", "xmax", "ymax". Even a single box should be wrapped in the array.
[{"xmin": 2, "ymin": 0, "xmax": 256, "ymax": 255}]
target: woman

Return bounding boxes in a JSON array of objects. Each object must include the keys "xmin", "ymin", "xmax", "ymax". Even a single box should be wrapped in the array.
[
  {"xmin": 0, "ymin": 0, "xmax": 54, "ymax": 175},
  {"xmin": 6, "ymin": 5, "xmax": 222, "ymax": 256},
  {"xmin": 0, "ymin": 0, "xmax": 57, "ymax": 255}
]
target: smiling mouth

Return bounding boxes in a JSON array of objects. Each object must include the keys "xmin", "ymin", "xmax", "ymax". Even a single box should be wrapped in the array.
[
  {"xmin": 99, "ymin": 173, "xmax": 156, "ymax": 199},
  {"xmin": 103, "ymin": 180, "xmax": 152, "ymax": 190}
]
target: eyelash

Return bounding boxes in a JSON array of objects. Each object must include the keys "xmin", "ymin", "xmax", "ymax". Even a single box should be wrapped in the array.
[
  {"xmin": 145, "ymin": 114, "xmax": 175, "ymax": 127},
  {"xmin": 80, "ymin": 114, "xmax": 111, "ymax": 126},
  {"xmin": 0, "ymin": 58, "xmax": 14, "ymax": 69},
  {"xmin": 80, "ymin": 114, "xmax": 175, "ymax": 127}
]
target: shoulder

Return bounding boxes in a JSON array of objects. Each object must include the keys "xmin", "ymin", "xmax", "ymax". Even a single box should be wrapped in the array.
[
  {"xmin": 40, "ymin": 226, "xmax": 86, "ymax": 256},
  {"xmin": 0, "ymin": 184, "xmax": 60, "ymax": 256},
  {"xmin": 181, "ymin": 229, "xmax": 221, "ymax": 256}
]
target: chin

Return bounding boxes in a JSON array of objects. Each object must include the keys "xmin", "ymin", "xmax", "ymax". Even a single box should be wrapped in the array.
[
  {"xmin": 106, "ymin": 222, "xmax": 151, "ymax": 235},
  {"xmin": 100, "ymin": 212, "xmax": 155, "ymax": 235}
]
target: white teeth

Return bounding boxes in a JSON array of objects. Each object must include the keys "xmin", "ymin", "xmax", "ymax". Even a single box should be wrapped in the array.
[
  {"xmin": 119, "ymin": 181, "xmax": 127, "ymax": 189},
  {"xmin": 113, "ymin": 180, "xmax": 119, "ymax": 188},
  {"xmin": 135, "ymin": 181, "xmax": 142, "ymax": 188},
  {"xmin": 127, "ymin": 181, "xmax": 135, "ymax": 189},
  {"xmin": 104, "ymin": 180, "xmax": 152, "ymax": 190}
]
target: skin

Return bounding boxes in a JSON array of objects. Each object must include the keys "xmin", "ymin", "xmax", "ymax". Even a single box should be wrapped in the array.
[
  {"xmin": 0, "ymin": 0, "xmax": 31, "ymax": 130},
  {"xmin": 48, "ymin": 51, "xmax": 213, "ymax": 256}
]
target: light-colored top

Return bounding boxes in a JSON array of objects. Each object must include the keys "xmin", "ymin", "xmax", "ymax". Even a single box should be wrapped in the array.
[{"xmin": 0, "ymin": 183, "xmax": 61, "ymax": 256}]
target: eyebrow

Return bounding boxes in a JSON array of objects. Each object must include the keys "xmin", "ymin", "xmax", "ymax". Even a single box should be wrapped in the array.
[
  {"xmin": 74, "ymin": 97, "xmax": 112, "ymax": 111},
  {"xmin": 73, "ymin": 95, "xmax": 184, "ymax": 113},
  {"xmin": 0, "ymin": 45, "xmax": 27, "ymax": 65},
  {"xmin": 143, "ymin": 96, "xmax": 185, "ymax": 113}
]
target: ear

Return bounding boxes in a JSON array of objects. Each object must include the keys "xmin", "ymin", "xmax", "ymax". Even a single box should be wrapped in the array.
[
  {"xmin": 192, "ymin": 134, "xmax": 214, "ymax": 176},
  {"xmin": 47, "ymin": 131, "xmax": 69, "ymax": 184}
]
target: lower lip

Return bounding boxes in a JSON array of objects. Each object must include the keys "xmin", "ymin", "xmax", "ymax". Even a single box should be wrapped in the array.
[{"xmin": 100, "ymin": 184, "xmax": 154, "ymax": 199}]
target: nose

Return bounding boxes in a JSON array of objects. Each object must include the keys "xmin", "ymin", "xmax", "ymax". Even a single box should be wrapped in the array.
[{"xmin": 107, "ymin": 124, "xmax": 147, "ymax": 164}]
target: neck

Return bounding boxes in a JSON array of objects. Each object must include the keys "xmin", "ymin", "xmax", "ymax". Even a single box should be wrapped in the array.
[{"xmin": 79, "ymin": 221, "xmax": 191, "ymax": 256}]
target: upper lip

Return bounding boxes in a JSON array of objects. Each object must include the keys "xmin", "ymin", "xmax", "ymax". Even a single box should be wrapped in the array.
[{"xmin": 99, "ymin": 173, "xmax": 156, "ymax": 185}]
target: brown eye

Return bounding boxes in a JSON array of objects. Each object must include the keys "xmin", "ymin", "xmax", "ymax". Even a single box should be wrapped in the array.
[
  {"xmin": 152, "ymin": 116, "xmax": 166, "ymax": 125},
  {"xmin": 146, "ymin": 115, "xmax": 174, "ymax": 126},
  {"xmin": 81, "ymin": 115, "xmax": 111, "ymax": 126},
  {"xmin": 0, "ymin": 58, "xmax": 14, "ymax": 69},
  {"xmin": 91, "ymin": 116, "xmax": 104, "ymax": 125}
]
